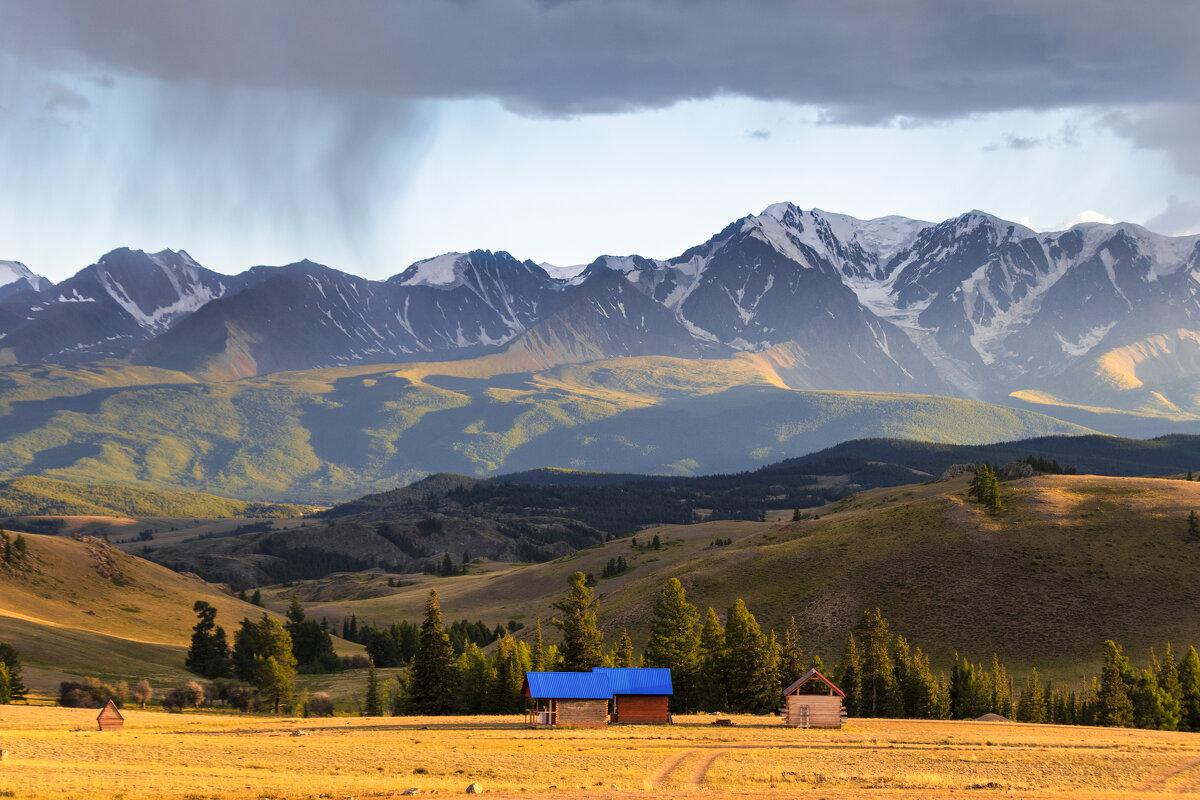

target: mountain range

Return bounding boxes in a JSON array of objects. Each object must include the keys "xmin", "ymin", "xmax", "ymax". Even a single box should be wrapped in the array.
[
  {"xmin": 3, "ymin": 203, "xmax": 1200, "ymax": 498},
  {"xmin": 4, "ymin": 203, "xmax": 1199, "ymax": 412}
]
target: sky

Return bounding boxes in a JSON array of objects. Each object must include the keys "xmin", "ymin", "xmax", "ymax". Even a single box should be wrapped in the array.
[{"xmin": 2, "ymin": 0, "xmax": 1199, "ymax": 282}]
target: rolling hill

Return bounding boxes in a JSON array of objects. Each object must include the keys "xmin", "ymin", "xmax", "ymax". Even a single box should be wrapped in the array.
[
  {"xmin": 0, "ymin": 354, "xmax": 1092, "ymax": 502},
  {"xmin": 276, "ymin": 472, "xmax": 1200, "ymax": 681},
  {"xmin": 0, "ymin": 531, "xmax": 330, "ymax": 691},
  {"xmin": 0, "ymin": 475, "xmax": 309, "ymax": 519}
]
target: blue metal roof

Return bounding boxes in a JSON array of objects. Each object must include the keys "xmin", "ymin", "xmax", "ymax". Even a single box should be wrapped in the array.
[
  {"xmin": 523, "ymin": 671, "xmax": 612, "ymax": 699},
  {"xmin": 592, "ymin": 667, "xmax": 673, "ymax": 696}
]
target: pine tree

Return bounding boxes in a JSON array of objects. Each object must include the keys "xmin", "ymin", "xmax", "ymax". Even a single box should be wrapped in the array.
[
  {"xmin": 837, "ymin": 633, "xmax": 863, "ymax": 717},
  {"xmin": 456, "ymin": 643, "xmax": 491, "ymax": 714},
  {"xmin": 0, "ymin": 642, "xmax": 28, "ymax": 702},
  {"xmin": 185, "ymin": 600, "xmax": 231, "ymax": 678},
  {"xmin": 856, "ymin": 609, "xmax": 900, "ymax": 717},
  {"xmin": 723, "ymin": 599, "xmax": 775, "ymax": 712},
  {"xmin": 988, "ymin": 654, "xmax": 1013, "ymax": 718},
  {"xmin": 531, "ymin": 617, "xmax": 547, "ymax": 672},
  {"xmin": 1132, "ymin": 667, "xmax": 1167, "ymax": 730},
  {"xmin": 364, "ymin": 661, "xmax": 383, "ymax": 716},
  {"xmin": 490, "ymin": 635, "xmax": 528, "ymax": 713},
  {"xmin": 1189, "ymin": 511, "xmax": 1200, "ymax": 541},
  {"xmin": 1016, "ymin": 668, "xmax": 1047, "ymax": 723},
  {"xmin": 643, "ymin": 578, "xmax": 700, "ymax": 711},
  {"xmin": 615, "ymin": 629, "xmax": 634, "ymax": 668},
  {"xmin": 1156, "ymin": 643, "xmax": 1183, "ymax": 731},
  {"xmin": 286, "ymin": 596, "xmax": 305, "ymax": 626},
  {"xmin": 0, "ymin": 662, "xmax": 10, "ymax": 704},
  {"xmin": 551, "ymin": 572, "xmax": 604, "ymax": 671},
  {"xmin": 250, "ymin": 588, "xmax": 262, "ymax": 606},
  {"xmin": 950, "ymin": 654, "xmax": 982, "ymax": 719},
  {"xmin": 693, "ymin": 608, "xmax": 727, "ymax": 711},
  {"xmin": 407, "ymin": 589, "xmax": 460, "ymax": 714},
  {"xmin": 968, "ymin": 464, "xmax": 1004, "ymax": 512},
  {"xmin": 778, "ymin": 617, "xmax": 805, "ymax": 690},
  {"xmin": 894, "ymin": 636, "xmax": 938, "ymax": 719},
  {"xmin": 1179, "ymin": 646, "xmax": 1200, "ymax": 731},
  {"xmin": 252, "ymin": 616, "xmax": 297, "ymax": 713},
  {"xmin": 1097, "ymin": 640, "xmax": 1134, "ymax": 727}
]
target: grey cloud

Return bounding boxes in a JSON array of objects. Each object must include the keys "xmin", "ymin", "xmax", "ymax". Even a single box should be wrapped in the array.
[
  {"xmin": 747, "ymin": 129, "xmax": 771, "ymax": 140},
  {"xmin": 44, "ymin": 81, "xmax": 89, "ymax": 112},
  {"xmin": 1146, "ymin": 196, "xmax": 1200, "ymax": 237},
  {"xmin": 1103, "ymin": 104, "xmax": 1200, "ymax": 175},
  {"xmin": 3, "ymin": 0, "xmax": 1197, "ymax": 121}
]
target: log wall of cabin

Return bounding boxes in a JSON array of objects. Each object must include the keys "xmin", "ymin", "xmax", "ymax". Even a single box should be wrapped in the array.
[
  {"xmin": 784, "ymin": 694, "xmax": 843, "ymax": 728},
  {"xmin": 613, "ymin": 695, "xmax": 670, "ymax": 724},
  {"xmin": 554, "ymin": 699, "xmax": 609, "ymax": 728}
]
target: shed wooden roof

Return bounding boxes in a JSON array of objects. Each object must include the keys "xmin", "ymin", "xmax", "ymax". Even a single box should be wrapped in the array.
[{"xmin": 782, "ymin": 668, "xmax": 845, "ymax": 697}]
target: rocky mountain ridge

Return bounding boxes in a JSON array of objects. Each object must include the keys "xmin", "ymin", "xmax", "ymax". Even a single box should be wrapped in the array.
[{"xmin": 3, "ymin": 205, "xmax": 1199, "ymax": 415}]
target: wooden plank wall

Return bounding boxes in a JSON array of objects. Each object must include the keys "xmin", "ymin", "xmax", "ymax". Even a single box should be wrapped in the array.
[
  {"xmin": 613, "ymin": 695, "xmax": 669, "ymax": 724},
  {"xmin": 96, "ymin": 705, "xmax": 124, "ymax": 732},
  {"xmin": 555, "ymin": 699, "xmax": 608, "ymax": 728},
  {"xmin": 784, "ymin": 694, "xmax": 842, "ymax": 728}
]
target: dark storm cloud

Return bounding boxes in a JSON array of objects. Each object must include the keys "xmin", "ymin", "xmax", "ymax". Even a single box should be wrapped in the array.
[{"xmin": 3, "ymin": 0, "xmax": 1197, "ymax": 121}]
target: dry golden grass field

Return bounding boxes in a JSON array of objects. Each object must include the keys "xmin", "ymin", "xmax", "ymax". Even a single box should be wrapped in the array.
[{"xmin": 1, "ymin": 706, "xmax": 1199, "ymax": 800}]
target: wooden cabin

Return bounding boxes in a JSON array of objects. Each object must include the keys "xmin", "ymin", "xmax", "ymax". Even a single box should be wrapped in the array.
[
  {"xmin": 781, "ymin": 668, "xmax": 845, "ymax": 729},
  {"xmin": 522, "ymin": 672, "xmax": 611, "ymax": 728},
  {"xmin": 592, "ymin": 667, "xmax": 673, "ymax": 724},
  {"xmin": 96, "ymin": 700, "xmax": 125, "ymax": 731}
]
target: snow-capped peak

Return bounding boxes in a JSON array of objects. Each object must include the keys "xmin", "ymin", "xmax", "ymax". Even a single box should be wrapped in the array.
[
  {"xmin": 743, "ymin": 202, "xmax": 931, "ymax": 272},
  {"xmin": 0, "ymin": 260, "xmax": 43, "ymax": 288},
  {"xmin": 396, "ymin": 252, "xmax": 468, "ymax": 287},
  {"xmin": 953, "ymin": 210, "xmax": 1037, "ymax": 240}
]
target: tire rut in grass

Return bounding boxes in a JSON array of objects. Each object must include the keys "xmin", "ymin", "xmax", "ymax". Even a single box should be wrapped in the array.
[
  {"xmin": 1135, "ymin": 753, "xmax": 1200, "ymax": 792},
  {"xmin": 687, "ymin": 747, "xmax": 731, "ymax": 789},
  {"xmin": 648, "ymin": 749, "xmax": 698, "ymax": 789}
]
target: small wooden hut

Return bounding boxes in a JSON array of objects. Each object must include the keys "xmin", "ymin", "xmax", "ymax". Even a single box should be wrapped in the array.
[
  {"xmin": 96, "ymin": 700, "xmax": 125, "ymax": 731},
  {"xmin": 781, "ymin": 668, "xmax": 845, "ymax": 729},
  {"xmin": 592, "ymin": 667, "xmax": 673, "ymax": 724},
  {"xmin": 522, "ymin": 672, "xmax": 611, "ymax": 728}
]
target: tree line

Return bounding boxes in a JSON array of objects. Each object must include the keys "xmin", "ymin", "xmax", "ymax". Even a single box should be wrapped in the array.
[{"xmin": 834, "ymin": 608, "xmax": 1200, "ymax": 731}]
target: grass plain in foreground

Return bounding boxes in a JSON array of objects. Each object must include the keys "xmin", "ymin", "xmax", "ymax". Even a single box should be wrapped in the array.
[{"xmin": 2, "ymin": 706, "xmax": 1199, "ymax": 799}]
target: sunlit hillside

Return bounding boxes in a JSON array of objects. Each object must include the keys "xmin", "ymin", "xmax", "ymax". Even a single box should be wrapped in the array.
[{"xmin": 0, "ymin": 354, "xmax": 1091, "ymax": 502}]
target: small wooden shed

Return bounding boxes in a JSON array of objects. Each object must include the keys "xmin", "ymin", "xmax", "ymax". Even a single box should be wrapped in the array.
[
  {"xmin": 592, "ymin": 667, "xmax": 673, "ymax": 724},
  {"xmin": 96, "ymin": 700, "xmax": 125, "ymax": 731},
  {"xmin": 522, "ymin": 672, "xmax": 611, "ymax": 728},
  {"xmin": 782, "ymin": 668, "xmax": 845, "ymax": 729}
]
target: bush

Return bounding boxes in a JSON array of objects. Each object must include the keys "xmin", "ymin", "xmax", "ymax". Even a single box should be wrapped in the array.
[
  {"xmin": 161, "ymin": 687, "xmax": 186, "ymax": 712},
  {"xmin": 59, "ymin": 677, "xmax": 122, "ymax": 708},
  {"xmin": 183, "ymin": 681, "xmax": 205, "ymax": 709},
  {"xmin": 341, "ymin": 654, "xmax": 371, "ymax": 670},
  {"xmin": 226, "ymin": 683, "xmax": 259, "ymax": 712},
  {"xmin": 131, "ymin": 679, "xmax": 153, "ymax": 708},
  {"xmin": 307, "ymin": 692, "xmax": 335, "ymax": 717}
]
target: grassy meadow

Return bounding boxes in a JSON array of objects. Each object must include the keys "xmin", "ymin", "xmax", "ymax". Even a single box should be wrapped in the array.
[{"xmin": 1, "ymin": 706, "xmax": 1198, "ymax": 799}]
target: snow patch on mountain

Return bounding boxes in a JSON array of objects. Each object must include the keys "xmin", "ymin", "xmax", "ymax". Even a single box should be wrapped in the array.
[
  {"xmin": 0, "ymin": 260, "xmax": 49, "ymax": 295},
  {"xmin": 539, "ymin": 261, "xmax": 587, "ymax": 281},
  {"xmin": 397, "ymin": 253, "xmax": 465, "ymax": 287}
]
